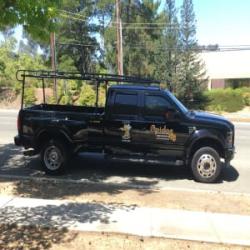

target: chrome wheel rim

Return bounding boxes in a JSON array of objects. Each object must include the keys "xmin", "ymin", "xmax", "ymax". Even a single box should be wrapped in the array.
[
  {"xmin": 197, "ymin": 154, "xmax": 217, "ymax": 178},
  {"xmin": 44, "ymin": 145, "xmax": 63, "ymax": 171}
]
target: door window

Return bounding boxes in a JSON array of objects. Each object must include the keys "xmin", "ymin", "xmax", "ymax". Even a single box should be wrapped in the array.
[
  {"xmin": 113, "ymin": 92, "xmax": 138, "ymax": 117},
  {"xmin": 144, "ymin": 95, "xmax": 172, "ymax": 119}
]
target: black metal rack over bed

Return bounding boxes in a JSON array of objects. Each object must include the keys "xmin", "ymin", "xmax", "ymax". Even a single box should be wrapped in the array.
[{"xmin": 16, "ymin": 69, "xmax": 161, "ymax": 109}]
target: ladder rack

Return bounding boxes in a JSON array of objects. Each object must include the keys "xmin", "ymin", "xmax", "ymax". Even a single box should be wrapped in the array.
[
  {"xmin": 16, "ymin": 69, "xmax": 161, "ymax": 110},
  {"xmin": 16, "ymin": 70, "xmax": 160, "ymax": 85}
]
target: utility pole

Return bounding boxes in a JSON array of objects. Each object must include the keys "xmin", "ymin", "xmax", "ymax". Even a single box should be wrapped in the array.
[
  {"xmin": 116, "ymin": 0, "xmax": 123, "ymax": 75},
  {"xmin": 50, "ymin": 32, "xmax": 57, "ymax": 103}
]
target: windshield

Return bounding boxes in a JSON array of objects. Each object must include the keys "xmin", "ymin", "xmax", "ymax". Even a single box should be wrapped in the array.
[{"xmin": 165, "ymin": 90, "xmax": 189, "ymax": 114}]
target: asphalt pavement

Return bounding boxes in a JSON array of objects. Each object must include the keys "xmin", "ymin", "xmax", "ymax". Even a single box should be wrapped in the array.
[
  {"xmin": 0, "ymin": 110, "xmax": 250, "ymax": 194},
  {"xmin": 0, "ymin": 109, "xmax": 17, "ymax": 144}
]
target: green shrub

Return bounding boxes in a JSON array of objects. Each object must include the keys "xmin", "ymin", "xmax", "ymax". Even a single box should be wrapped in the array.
[
  {"xmin": 47, "ymin": 95, "xmax": 57, "ymax": 104},
  {"xmin": 242, "ymin": 92, "xmax": 250, "ymax": 106},
  {"xmin": 204, "ymin": 88, "xmax": 245, "ymax": 112},
  {"xmin": 77, "ymin": 83, "xmax": 96, "ymax": 106},
  {"xmin": 183, "ymin": 93, "xmax": 210, "ymax": 110},
  {"xmin": 24, "ymin": 87, "xmax": 37, "ymax": 106},
  {"xmin": 237, "ymin": 87, "xmax": 250, "ymax": 106}
]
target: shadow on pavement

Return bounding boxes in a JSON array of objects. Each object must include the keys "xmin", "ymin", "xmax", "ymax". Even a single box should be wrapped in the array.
[
  {"xmin": 0, "ymin": 143, "xmax": 43, "ymax": 176},
  {"xmin": 0, "ymin": 202, "xmax": 136, "ymax": 228},
  {"xmin": 221, "ymin": 165, "xmax": 239, "ymax": 183},
  {"xmin": 0, "ymin": 224, "xmax": 73, "ymax": 250},
  {"xmin": 0, "ymin": 143, "xmax": 24, "ymax": 169},
  {"xmin": 0, "ymin": 143, "xmax": 240, "ymax": 199}
]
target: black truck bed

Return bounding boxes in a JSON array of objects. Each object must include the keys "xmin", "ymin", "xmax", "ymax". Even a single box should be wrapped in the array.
[{"xmin": 28, "ymin": 104, "xmax": 105, "ymax": 115}]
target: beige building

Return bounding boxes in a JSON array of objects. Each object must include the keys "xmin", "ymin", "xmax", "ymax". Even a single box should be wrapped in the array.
[{"xmin": 200, "ymin": 50, "xmax": 250, "ymax": 89}]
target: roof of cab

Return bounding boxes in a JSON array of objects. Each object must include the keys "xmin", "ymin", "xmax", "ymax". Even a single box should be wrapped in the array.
[{"xmin": 109, "ymin": 85, "xmax": 161, "ymax": 91}]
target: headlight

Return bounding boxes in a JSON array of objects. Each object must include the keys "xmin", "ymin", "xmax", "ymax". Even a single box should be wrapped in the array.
[{"xmin": 226, "ymin": 131, "xmax": 233, "ymax": 146}]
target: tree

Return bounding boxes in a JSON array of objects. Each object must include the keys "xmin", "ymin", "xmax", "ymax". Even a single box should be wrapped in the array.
[
  {"xmin": 56, "ymin": 0, "xmax": 100, "ymax": 74},
  {"xmin": 157, "ymin": 0, "xmax": 180, "ymax": 89},
  {"xmin": 0, "ymin": 1, "xmax": 59, "ymax": 42},
  {"xmin": 18, "ymin": 32, "xmax": 39, "ymax": 57},
  {"xmin": 0, "ymin": 37, "xmax": 45, "ymax": 91},
  {"xmin": 178, "ymin": 0, "xmax": 206, "ymax": 106},
  {"xmin": 104, "ymin": 0, "xmax": 163, "ymax": 77},
  {"xmin": 78, "ymin": 83, "xmax": 96, "ymax": 106}
]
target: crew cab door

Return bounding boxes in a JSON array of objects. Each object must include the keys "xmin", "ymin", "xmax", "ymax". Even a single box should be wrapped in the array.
[
  {"xmin": 103, "ymin": 89, "xmax": 144, "ymax": 155},
  {"xmin": 139, "ymin": 91, "xmax": 190, "ymax": 158}
]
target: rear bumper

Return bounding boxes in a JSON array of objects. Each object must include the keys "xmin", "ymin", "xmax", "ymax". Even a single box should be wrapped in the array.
[
  {"xmin": 14, "ymin": 135, "xmax": 35, "ymax": 149},
  {"xmin": 14, "ymin": 135, "xmax": 22, "ymax": 146}
]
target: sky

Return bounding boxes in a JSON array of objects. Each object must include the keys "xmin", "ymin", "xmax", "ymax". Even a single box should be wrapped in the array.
[
  {"xmin": 3, "ymin": 0, "xmax": 250, "ymax": 47},
  {"xmin": 174, "ymin": 0, "xmax": 250, "ymax": 46}
]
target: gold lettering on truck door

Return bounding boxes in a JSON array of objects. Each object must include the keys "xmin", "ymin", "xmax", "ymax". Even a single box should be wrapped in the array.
[{"xmin": 150, "ymin": 125, "xmax": 176, "ymax": 142}]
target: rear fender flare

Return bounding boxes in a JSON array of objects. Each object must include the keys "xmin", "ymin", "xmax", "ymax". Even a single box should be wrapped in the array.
[{"xmin": 35, "ymin": 128, "xmax": 73, "ymax": 150}]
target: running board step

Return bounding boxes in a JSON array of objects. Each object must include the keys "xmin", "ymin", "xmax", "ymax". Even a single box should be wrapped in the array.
[{"xmin": 108, "ymin": 156, "xmax": 184, "ymax": 166}]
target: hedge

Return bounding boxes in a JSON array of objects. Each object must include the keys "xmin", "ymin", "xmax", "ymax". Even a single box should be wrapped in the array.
[{"xmin": 204, "ymin": 88, "xmax": 250, "ymax": 113}]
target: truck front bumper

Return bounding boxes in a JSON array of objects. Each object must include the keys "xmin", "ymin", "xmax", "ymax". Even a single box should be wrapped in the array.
[{"xmin": 225, "ymin": 146, "xmax": 235, "ymax": 163}]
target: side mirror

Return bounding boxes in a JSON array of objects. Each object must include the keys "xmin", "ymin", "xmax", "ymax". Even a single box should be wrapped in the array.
[{"xmin": 165, "ymin": 108, "xmax": 180, "ymax": 121}]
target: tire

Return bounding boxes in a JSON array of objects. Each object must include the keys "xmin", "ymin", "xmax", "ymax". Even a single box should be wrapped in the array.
[
  {"xmin": 41, "ymin": 139, "xmax": 69, "ymax": 175},
  {"xmin": 190, "ymin": 147, "xmax": 222, "ymax": 183}
]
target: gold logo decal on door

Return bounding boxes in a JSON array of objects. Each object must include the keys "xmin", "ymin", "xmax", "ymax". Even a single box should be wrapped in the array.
[
  {"xmin": 150, "ymin": 125, "xmax": 177, "ymax": 142},
  {"xmin": 120, "ymin": 123, "xmax": 132, "ymax": 142}
]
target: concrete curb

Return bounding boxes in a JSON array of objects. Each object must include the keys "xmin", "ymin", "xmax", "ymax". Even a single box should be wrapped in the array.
[
  {"xmin": 0, "ymin": 196, "xmax": 250, "ymax": 246},
  {"xmin": 1, "ymin": 173, "xmax": 250, "ymax": 197},
  {"xmin": 0, "ymin": 109, "xmax": 18, "ymax": 113}
]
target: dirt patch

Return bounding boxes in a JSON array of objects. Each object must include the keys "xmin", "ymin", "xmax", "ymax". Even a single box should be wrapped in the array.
[
  {"xmin": 51, "ymin": 231, "xmax": 250, "ymax": 250},
  {"xmin": 0, "ymin": 179, "xmax": 250, "ymax": 215},
  {"xmin": 0, "ymin": 87, "xmax": 53, "ymax": 109},
  {"xmin": 0, "ymin": 88, "xmax": 20, "ymax": 109},
  {"xmin": 0, "ymin": 224, "xmax": 248, "ymax": 250},
  {"xmin": 34, "ymin": 88, "xmax": 53, "ymax": 103}
]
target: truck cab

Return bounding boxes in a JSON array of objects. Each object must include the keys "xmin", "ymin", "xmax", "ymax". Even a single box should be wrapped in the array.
[{"xmin": 101, "ymin": 85, "xmax": 235, "ymax": 181}]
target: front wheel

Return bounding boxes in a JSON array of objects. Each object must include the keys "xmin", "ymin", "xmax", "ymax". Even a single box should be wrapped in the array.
[
  {"xmin": 41, "ymin": 139, "xmax": 69, "ymax": 175},
  {"xmin": 191, "ymin": 147, "xmax": 222, "ymax": 183}
]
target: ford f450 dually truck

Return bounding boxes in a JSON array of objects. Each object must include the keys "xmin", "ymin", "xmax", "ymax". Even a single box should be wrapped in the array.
[{"xmin": 14, "ymin": 70, "xmax": 235, "ymax": 183}]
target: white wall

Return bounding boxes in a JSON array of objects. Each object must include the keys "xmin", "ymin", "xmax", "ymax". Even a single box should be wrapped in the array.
[{"xmin": 200, "ymin": 50, "xmax": 250, "ymax": 80}]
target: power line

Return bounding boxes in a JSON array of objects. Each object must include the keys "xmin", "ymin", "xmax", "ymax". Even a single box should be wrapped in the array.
[
  {"xmin": 59, "ymin": 10, "xmax": 179, "ymax": 25},
  {"xmin": 57, "ymin": 42, "xmax": 250, "ymax": 51},
  {"xmin": 59, "ymin": 13, "xmax": 89, "ymax": 22},
  {"xmin": 108, "ymin": 25, "xmax": 179, "ymax": 30},
  {"xmin": 111, "ymin": 21, "xmax": 175, "ymax": 26},
  {"xmin": 59, "ymin": 10, "xmax": 179, "ymax": 27},
  {"xmin": 59, "ymin": 9, "xmax": 89, "ymax": 19},
  {"xmin": 58, "ymin": 42, "xmax": 98, "ymax": 47}
]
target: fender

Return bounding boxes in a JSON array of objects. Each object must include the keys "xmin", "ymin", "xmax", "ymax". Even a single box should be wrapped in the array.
[
  {"xmin": 35, "ymin": 127, "xmax": 73, "ymax": 145},
  {"xmin": 185, "ymin": 128, "xmax": 226, "ymax": 159}
]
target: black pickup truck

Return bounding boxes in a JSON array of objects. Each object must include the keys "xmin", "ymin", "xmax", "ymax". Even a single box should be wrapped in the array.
[{"xmin": 14, "ymin": 70, "xmax": 235, "ymax": 183}]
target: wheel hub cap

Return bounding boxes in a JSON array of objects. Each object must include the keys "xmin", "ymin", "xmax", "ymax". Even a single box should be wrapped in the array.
[
  {"xmin": 197, "ymin": 154, "xmax": 217, "ymax": 178},
  {"xmin": 44, "ymin": 146, "xmax": 63, "ymax": 171}
]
